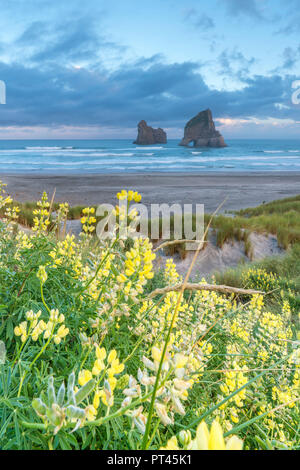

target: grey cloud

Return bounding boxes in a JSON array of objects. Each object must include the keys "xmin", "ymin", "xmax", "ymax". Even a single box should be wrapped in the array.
[
  {"xmin": 183, "ymin": 9, "xmax": 215, "ymax": 30},
  {"xmin": 218, "ymin": 49, "xmax": 256, "ymax": 79},
  {"xmin": 0, "ymin": 57, "xmax": 297, "ymax": 130},
  {"xmin": 221, "ymin": 0, "xmax": 264, "ymax": 19},
  {"xmin": 14, "ymin": 17, "xmax": 126, "ymax": 65}
]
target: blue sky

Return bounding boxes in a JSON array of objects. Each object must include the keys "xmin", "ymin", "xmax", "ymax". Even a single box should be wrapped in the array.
[{"xmin": 0, "ymin": 0, "xmax": 300, "ymax": 139}]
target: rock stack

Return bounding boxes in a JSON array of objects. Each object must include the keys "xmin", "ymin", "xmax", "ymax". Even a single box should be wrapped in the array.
[
  {"xmin": 179, "ymin": 109, "xmax": 227, "ymax": 148},
  {"xmin": 134, "ymin": 120, "xmax": 167, "ymax": 145}
]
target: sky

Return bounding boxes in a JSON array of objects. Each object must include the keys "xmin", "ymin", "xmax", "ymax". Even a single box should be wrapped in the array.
[{"xmin": 0, "ymin": 0, "xmax": 300, "ymax": 139}]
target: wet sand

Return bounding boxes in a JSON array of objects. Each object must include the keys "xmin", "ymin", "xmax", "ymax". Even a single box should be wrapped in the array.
[{"xmin": 1, "ymin": 172, "xmax": 300, "ymax": 213}]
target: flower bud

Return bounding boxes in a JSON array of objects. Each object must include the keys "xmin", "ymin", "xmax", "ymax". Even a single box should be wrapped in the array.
[
  {"xmin": 32, "ymin": 398, "xmax": 47, "ymax": 418},
  {"xmin": 179, "ymin": 430, "xmax": 191, "ymax": 447}
]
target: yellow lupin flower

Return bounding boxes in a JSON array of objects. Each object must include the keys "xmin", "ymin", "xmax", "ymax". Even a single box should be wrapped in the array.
[
  {"xmin": 78, "ymin": 370, "xmax": 93, "ymax": 386},
  {"xmin": 117, "ymin": 190, "xmax": 128, "ymax": 201},
  {"xmin": 208, "ymin": 421, "xmax": 226, "ymax": 450},
  {"xmin": 116, "ymin": 273, "xmax": 127, "ymax": 283},
  {"xmin": 14, "ymin": 321, "xmax": 28, "ymax": 343},
  {"xmin": 93, "ymin": 390, "xmax": 102, "ymax": 410},
  {"xmin": 174, "ymin": 353, "xmax": 188, "ymax": 369},
  {"xmin": 108, "ymin": 358, "xmax": 125, "ymax": 376},
  {"xmin": 162, "ymin": 421, "xmax": 243, "ymax": 451},
  {"xmin": 133, "ymin": 191, "xmax": 142, "ymax": 203},
  {"xmin": 92, "ymin": 359, "xmax": 105, "ymax": 376},
  {"xmin": 152, "ymin": 346, "xmax": 162, "ymax": 363},
  {"xmin": 54, "ymin": 325, "xmax": 69, "ymax": 345},
  {"xmin": 107, "ymin": 350, "xmax": 117, "ymax": 364},
  {"xmin": 192, "ymin": 420, "xmax": 243, "ymax": 450},
  {"xmin": 161, "ymin": 436, "xmax": 179, "ymax": 450},
  {"xmin": 37, "ymin": 265, "xmax": 47, "ymax": 285},
  {"xmin": 96, "ymin": 346, "xmax": 107, "ymax": 360},
  {"xmin": 85, "ymin": 405, "xmax": 97, "ymax": 422},
  {"xmin": 226, "ymin": 435, "xmax": 245, "ymax": 450}
]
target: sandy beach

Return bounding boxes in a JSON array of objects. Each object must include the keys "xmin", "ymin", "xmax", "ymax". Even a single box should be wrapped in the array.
[{"xmin": 1, "ymin": 172, "xmax": 300, "ymax": 212}]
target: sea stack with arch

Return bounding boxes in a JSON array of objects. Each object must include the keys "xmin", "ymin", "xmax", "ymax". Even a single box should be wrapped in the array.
[{"xmin": 179, "ymin": 109, "xmax": 227, "ymax": 148}]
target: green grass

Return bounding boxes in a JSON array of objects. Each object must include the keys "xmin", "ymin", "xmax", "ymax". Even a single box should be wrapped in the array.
[
  {"xmin": 2, "ymin": 194, "xmax": 300, "ymax": 255},
  {"xmin": 151, "ymin": 194, "xmax": 300, "ymax": 257},
  {"xmin": 208, "ymin": 195, "xmax": 300, "ymax": 249}
]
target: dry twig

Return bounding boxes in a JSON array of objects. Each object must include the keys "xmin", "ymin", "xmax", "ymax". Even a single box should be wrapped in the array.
[{"xmin": 149, "ymin": 282, "xmax": 264, "ymax": 298}]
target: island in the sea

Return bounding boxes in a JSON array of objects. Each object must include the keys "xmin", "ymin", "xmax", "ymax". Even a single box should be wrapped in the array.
[
  {"xmin": 179, "ymin": 109, "xmax": 227, "ymax": 148},
  {"xmin": 134, "ymin": 120, "xmax": 167, "ymax": 145}
]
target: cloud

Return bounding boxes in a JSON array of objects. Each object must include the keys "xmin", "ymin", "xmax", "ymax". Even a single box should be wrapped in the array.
[
  {"xmin": 275, "ymin": 17, "xmax": 300, "ymax": 35},
  {"xmin": 183, "ymin": 9, "xmax": 215, "ymax": 30},
  {"xmin": 14, "ymin": 17, "xmax": 126, "ymax": 66},
  {"xmin": 280, "ymin": 47, "xmax": 299, "ymax": 70},
  {"xmin": 275, "ymin": 0, "xmax": 300, "ymax": 34},
  {"xmin": 281, "ymin": 47, "xmax": 298, "ymax": 69},
  {"xmin": 0, "ymin": 0, "xmax": 298, "ymax": 137},
  {"xmin": 271, "ymin": 46, "xmax": 300, "ymax": 73},
  {"xmin": 0, "ymin": 54, "xmax": 297, "ymax": 133},
  {"xmin": 16, "ymin": 21, "xmax": 49, "ymax": 45},
  {"xmin": 222, "ymin": 0, "xmax": 264, "ymax": 19},
  {"xmin": 218, "ymin": 49, "xmax": 256, "ymax": 79}
]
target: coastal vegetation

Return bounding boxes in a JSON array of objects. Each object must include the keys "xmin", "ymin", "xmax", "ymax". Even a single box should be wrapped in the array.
[
  {"xmin": 0, "ymin": 183, "xmax": 299, "ymax": 450},
  {"xmin": 4, "ymin": 194, "xmax": 300, "ymax": 252}
]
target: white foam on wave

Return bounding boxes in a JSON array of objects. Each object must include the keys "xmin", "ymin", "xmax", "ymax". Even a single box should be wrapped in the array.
[
  {"xmin": 251, "ymin": 163, "xmax": 278, "ymax": 166},
  {"xmin": 280, "ymin": 162, "xmax": 300, "ymax": 167},
  {"xmin": 99, "ymin": 152, "xmax": 135, "ymax": 157},
  {"xmin": 264, "ymin": 149, "xmax": 300, "ymax": 154},
  {"xmin": 191, "ymin": 151, "xmax": 202, "ymax": 155},
  {"xmin": 42, "ymin": 152, "xmax": 135, "ymax": 158},
  {"xmin": 134, "ymin": 146, "xmax": 165, "ymax": 150},
  {"xmin": 25, "ymin": 146, "xmax": 74, "ymax": 150}
]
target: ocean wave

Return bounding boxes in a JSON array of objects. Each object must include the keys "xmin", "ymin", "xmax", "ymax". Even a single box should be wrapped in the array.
[
  {"xmin": 251, "ymin": 163, "xmax": 278, "ymax": 166},
  {"xmin": 0, "ymin": 140, "xmax": 299, "ymax": 173},
  {"xmin": 264, "ymin": 149, "xmax": 300, "ymax": 154},
  {"xmin": 134, "ymin": 146, "xmax": 165, "ymax": 150},
  {"xmin": 25, "ymin": 146, "xmax": 76, "ymax": 150},
  {"xmin": 41, "ymin": 152, "xmax": 136, "ymax": 158}
]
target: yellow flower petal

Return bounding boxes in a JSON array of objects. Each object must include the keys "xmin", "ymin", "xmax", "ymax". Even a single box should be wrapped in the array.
[
  {"xmin": 226, "ymin": 435, "xmax": 244, "ymax": 450},
  {"xmin": 208, "ymin": 420, "xmax": 226, "ymax": 450},
  {"xmin": 196, "ymin": 421, "xmax": 210, "ymax": 450}
]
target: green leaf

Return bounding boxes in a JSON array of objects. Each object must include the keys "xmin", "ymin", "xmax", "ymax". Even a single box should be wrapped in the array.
[
  {"xmin": 0, "ymin": 341, "xmax": 6, "ymax": 364},
  {"xmin": 75, "ymin": 379, "xmax": 95, "ymax": 405},
  {"xmin": 14, "ymin": 412, "xmax": 21, "ymax": 448},
  {"xmin": 47, "ymin": 377, "xmax": 56, "ymax": 406},
  {"xmin": 57, "ymin": 382, "xmax": 66, "ymax": 407},
  {"xmin": 58, "ymin": 434, "xmax": 73, "ymax": 450},
  {"xmin": 6, "ymin": 318, "xmax": 14, "ymax": 341}
]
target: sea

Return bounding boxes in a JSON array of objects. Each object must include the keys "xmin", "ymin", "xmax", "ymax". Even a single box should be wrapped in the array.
[{"xmin": 0, "ymin": 139, "xmax": 299, "ymax": 174}]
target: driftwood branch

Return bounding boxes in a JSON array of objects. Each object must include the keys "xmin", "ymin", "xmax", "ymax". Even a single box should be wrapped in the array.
[{"xmin": 149, "ymin": 282, "xmax": 264, "ymax": 299}]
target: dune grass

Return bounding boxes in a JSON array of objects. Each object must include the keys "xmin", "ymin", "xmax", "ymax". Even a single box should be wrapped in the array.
[
  {"xmin": 151, "ymin": 195, "xmax": 300, "ymax": 257},
  {"xmin": 2, "ymin": 194, "xmax": 300, "ymax": 262},
  {"xmin": 207, "ymin": 194, "xmax": 300, "ymax": 249}
]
